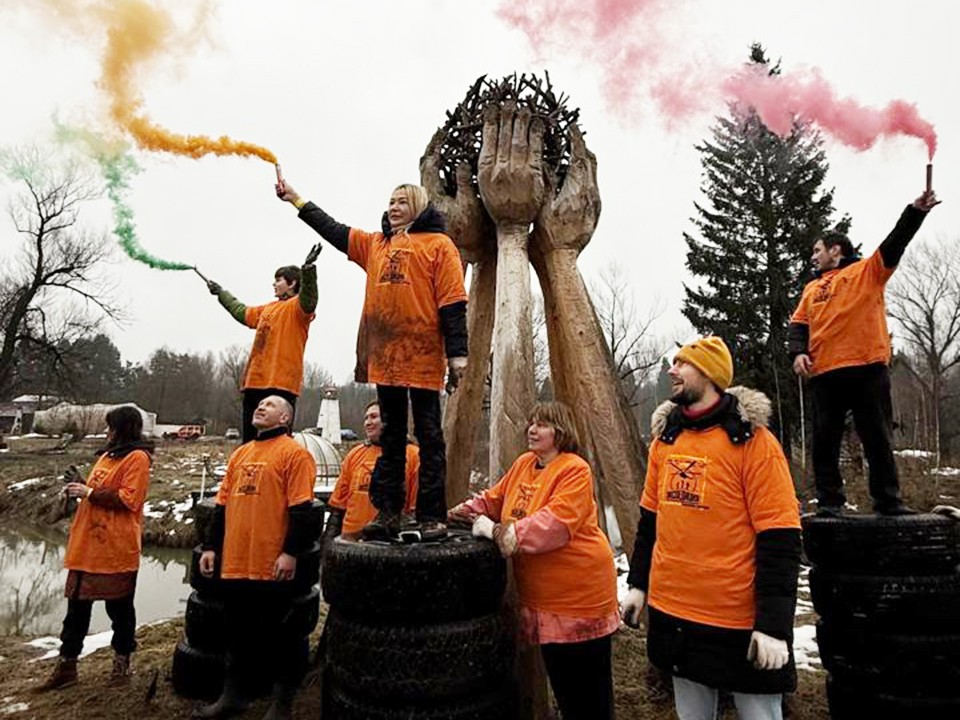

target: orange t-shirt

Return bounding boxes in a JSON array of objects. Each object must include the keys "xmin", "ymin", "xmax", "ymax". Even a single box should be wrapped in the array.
[
  {"xmin": 790, "ymin": 249, "xmax": 893, "ymax": 376},
  {"xmin": 64, "ymin": 450, "xmax": 152, "ymax": 575},
  {"xmin": 215, "ymin": 434, "xmax": 316, "ymax": 580},
  {"xmin": 242, "ymin": 297, "xmax": 314, "ymax": 394},
  {"xmin": 641, "ymin": 426, "xmax": 801, "ymax": 630},
  {"xmin": 328, "ymin": 442, "xmax": 420, "ymax": 534},
  {"xmin": 348, "ymin": 228, "xmax": 467, "ymax": 390},
  {"xmin": 480, "ymin": 452, "xmax": 618, "ymax": 620}
]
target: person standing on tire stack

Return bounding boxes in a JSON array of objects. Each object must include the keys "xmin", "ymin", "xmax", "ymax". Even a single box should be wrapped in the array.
[
  {"xmin": 448, "ymin": 401, "xmax": 619, "ymax": 720},
  {"xmin": 203, "ymin": 244, "xmax": 320, "ymax": 443},
  {"xmin": 276, "ymin": 178, "xmax": 468, "ymax": 541},
  {"xmin": 322, "ymin": 400, "xmax": 420, "ymax": 545},
  {"xmin": 622, "ymin": 337, "xmax": 802, "ymax": 720},
  {"xmin": 36, "ymin": 406, "xmax": 153, "ymax": 691},
  {"xmin": 195, "ymin": 396, "xmax": 317, "ymax": 720},
  {"xmin": 789, "ymin": 189, "xmax": 940, "ymax": 516}
]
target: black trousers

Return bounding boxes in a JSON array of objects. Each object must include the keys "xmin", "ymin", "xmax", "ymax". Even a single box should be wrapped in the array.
[
  {"xmin": 370, "ymin": 385, "xmax": 446, "ymax": 522},
  {"xmin": 241, "ymin": 388, "xmax": 298, "ymax": 443},
  {"xmin": 540, "ymin": 634, "xmax": 615, "ymax": 720},
  {"xmin": 809, "ymin": 363, "xmax": 902, "ymax": 510},
  {"xmin": 59, "ymin": 594, "xmax": 136, "ymax": 659},
  {"xmin": 223, "ymin": 581, "xmax": 309, "ymax": 690}
]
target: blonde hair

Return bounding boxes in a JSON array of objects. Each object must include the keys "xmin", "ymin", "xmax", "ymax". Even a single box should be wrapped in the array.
[
  {"xmin": 392, "ymin": 184, "xmax": 430, "ymax": 226},
  {"xmin": 530, "ymin": 401, "xmax": 581, "ymax": 454}
]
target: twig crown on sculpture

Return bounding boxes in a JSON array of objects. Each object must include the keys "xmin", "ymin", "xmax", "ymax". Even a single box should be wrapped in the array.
[{"xmin": 435, "ymin": 73, "xmax": 582, "ymax": 197}]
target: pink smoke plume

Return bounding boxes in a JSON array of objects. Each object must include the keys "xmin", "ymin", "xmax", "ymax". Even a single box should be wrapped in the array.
[{"xmin": 498, "ymin": 0, "xmax": 937, "ymax": 158}]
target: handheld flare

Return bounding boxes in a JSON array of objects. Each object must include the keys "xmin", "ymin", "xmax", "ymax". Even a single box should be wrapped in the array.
[
  {"xmin": 275, "ymin": 163, "xmax": 283, "ymax": 183},
  {"xmin": 926, "ymin": 163, "xmax": 933, "ymax": 193},
  {"xmin": 192, "ymin": 266, "xmax": 209, "ymax": 284}
]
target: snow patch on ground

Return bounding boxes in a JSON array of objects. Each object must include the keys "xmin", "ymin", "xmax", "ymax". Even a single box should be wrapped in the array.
[
  {"xmin": 7, "ymin": 478, "xmax": 42, "ymax": 491},
  {"xmin": 793, "ymin": 623, "xmax": 820, "ymax": 671},
  {"xmin": 896, "ymin": 449, "xmax": 935, "ymax": 458},
  {"xmin": 0, "ymin": 697, "xmax": 29, "ymax": 715},
  {"xmin": 142, "ymin": 497, "xmax": 196, "ymax": 521},
  {"xmin": 933, "ymin": 467, "xmax": 960, "ymax": 477},
  {"xmin": 28, "ymin": 629, "xmax": 113, "ymax": 661}
]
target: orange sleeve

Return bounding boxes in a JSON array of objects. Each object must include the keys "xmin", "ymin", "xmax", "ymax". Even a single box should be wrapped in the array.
[
  {"xmin": 433, "ymin": 237, "xmax": 468, "ymax": 308},
  {"xmin": 404, "ymin": 445, "xmax": 420, "ymax": 514},
  {"xmin": 640, "ymin": 440, "xmax": 661, "ymax": 512},
  {"xmin": 474, "ymin": 460, "xmax": 520, "ymax": 522},
  {"xmin": 864, "ymin": 248, "xmax": 896, "ymax": 285},
  {"xmin": 285, "ymin": 448, "xmax": 317, "ymax": 506},
  {"xmin": 347, "ymin": 228, "xmax": 377, "ymax": 270},
  {"xmin": 743, "ymin": 429, "xmax": 801, "ymax": 532},
  {"xmin": 244, "ymin": 304, "xmax": 264, "ymax": 329},
  {"xmin": 790, "ymin": 286, "xmax": 809, "ymax": 325},
  {"xmin": 327, "ymin": 447, "xmax": 359, "ymax": 512},
  {"xmin": 215, "ymin": 455, "xmax": 238, "ymax": 506},
  {"xmin": 537, "ymin": 458, "xmax": 596, "ymax": 537},
  {"xmin": 116, "ymin": 451, "xmax": 151, "ymax": 512}
]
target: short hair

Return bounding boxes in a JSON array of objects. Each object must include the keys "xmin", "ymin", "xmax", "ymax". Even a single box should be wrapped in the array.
[
  {"xmin": 105, "ymin": 405, "xmax": 143, "ymax": 447},
  {"xmin": 819, "ymin": 230, "xmax": 855, "ymax": 259},
  {"xmin": 393, "ymin": 184, "xmax": 430, "ymax": 222},
  {"xmin": 273, "ymin": 397, "xmax": 294, "ymax": 427},
  {"xmin": 275, "ymin": 265, "xmax": 301, "ymax": 294},
  {"xmin": 530, "ymin": 401, "xmax": 581, "ymax": 454},
  {"xmin": 364, "ymin": 400, "xmax": 380, "ymax": 413}
]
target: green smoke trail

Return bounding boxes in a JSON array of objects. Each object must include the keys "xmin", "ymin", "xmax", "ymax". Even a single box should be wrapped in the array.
[{"xmin": 55, "ymin": 123, "xmax": 192, "ymax": 271}]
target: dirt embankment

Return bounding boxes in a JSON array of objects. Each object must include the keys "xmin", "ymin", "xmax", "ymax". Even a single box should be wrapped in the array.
[{"xmin": 0, "ymin": 439, "xmax": 235, "ymax": 549}]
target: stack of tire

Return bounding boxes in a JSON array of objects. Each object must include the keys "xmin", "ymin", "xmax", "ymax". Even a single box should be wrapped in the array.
[
  {"xmin": 171, "ymin": 496, "xmax": 325, "ymax": 700},
  {"xmin": 802, "ymin": 512, "xmax": 960, "ymax": 718},
  {"xmin": 321, "ymin": 531, "xmax": 514, "ymax": 719}
]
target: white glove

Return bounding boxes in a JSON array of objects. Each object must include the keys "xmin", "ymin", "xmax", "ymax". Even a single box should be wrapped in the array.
[
  {"xmin": 932, "ymin": 505, "xmax": 960, "ymax": 520},
  {"xmin": 621, "ymin": 588, "xmax": 647, "ymax": 628},
  {"xmin": 472, "ymin": 515, "xmax": 495, "ymax": 540},
  {"xmin": 446, "ymin": 356, "xmax": 468, "ymax": 394},
  {"xmin": 747, "ymin": 631, "xmax": 790, "ymax": 670}
]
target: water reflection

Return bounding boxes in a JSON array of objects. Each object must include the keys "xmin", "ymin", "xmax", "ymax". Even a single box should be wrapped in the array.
[{"xmin": 0, "ymin": 523, "xmax": 191, "ymax": 636}]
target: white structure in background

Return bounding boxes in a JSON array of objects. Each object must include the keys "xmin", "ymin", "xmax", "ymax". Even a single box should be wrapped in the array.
[
  {"xmin": 33, "ymin": 402, "xmax": 158, "ymax": 437},
  {"xmin": 316, "ymin": 385, "xmax": 342, "ymax": 446},
  {"xmin": 292, "ymin": 430, "xmax": 342, "ymax": 501}
]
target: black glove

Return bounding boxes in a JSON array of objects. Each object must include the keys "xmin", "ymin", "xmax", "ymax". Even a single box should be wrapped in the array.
[
  {"xmin": 63, "ymin": 465, "xmax": 84, "ymax": 484},
  {"xmin": 206, "ymin": 280, "xmax": 222, "ymax": 295},
  {"xmin": 303, "ymin": 243, "xmax": 322, "ymax": 267}
]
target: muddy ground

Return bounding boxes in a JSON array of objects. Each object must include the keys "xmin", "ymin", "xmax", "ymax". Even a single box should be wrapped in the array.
[{"xmin": 0, "ymin": 613, "xmax": 830, "ymax": 719}]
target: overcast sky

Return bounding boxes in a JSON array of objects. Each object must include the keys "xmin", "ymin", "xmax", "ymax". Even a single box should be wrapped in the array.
[{"xmin": 0, "ymin": 0, "xmax": 957, "ymax": 384}]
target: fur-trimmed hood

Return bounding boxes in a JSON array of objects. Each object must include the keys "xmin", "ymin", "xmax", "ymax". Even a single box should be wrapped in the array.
[{"xmin": 651, "ymin": 386, "xmax": 772, "ymax": 445}]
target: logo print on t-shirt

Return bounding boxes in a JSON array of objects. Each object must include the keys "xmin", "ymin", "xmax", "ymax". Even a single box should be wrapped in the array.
[
  {"xmin": 812, "ymin": 277, "xmax": 834, "ymax": 305},
  {"xmin": 663, "ymin": 455, "xmax": 709, "ymax": 509},
  {"xmin": 511, "ymin": 482, "xmax": 538, "ymax": 519},
  {"xmin": 88, "ymin": 467, "xmax": 110, "ymax": 489},
  {"xmin": 377, "ymin": 249, "xmax": 412, "ymax": 285},
  {"xmin": 235, "ymin": 462, "xmax": 266, "ymax": 496}
]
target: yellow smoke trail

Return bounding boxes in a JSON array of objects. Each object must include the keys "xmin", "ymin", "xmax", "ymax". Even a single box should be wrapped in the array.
[{"xmin": 48, "ymin": 0, "xmax": 276, "ymax": 163}]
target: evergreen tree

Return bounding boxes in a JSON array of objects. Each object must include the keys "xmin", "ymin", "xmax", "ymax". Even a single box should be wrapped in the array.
[{"xmin": 682, "ymin": 44, "xmax": 849, "ymax": 453}]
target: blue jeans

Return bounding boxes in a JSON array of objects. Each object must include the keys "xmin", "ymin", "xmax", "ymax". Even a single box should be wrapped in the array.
[{"xmin": 673, "ymin": 676, "xmax": 782, "ymax": 720}]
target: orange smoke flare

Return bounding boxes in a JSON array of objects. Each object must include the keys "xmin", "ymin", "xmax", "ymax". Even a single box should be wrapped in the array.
[{"xmin": 97, "ymin": 0, "xmax": 275, "ymax": 163}]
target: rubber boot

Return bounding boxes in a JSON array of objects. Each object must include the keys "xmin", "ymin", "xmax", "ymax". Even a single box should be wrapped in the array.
[
  {"xmin": 192, "ymin": 669, "xmax": 249, "ymax": 719},
  {"xmin": 260, "ymin": 683, "xmax": 296, "ymax": 720},
  {"xmin": 35, "ymin": 657, "xmax": 78, "ymax": 692},
  {"xmin": 107, "ymin": 653, "xmax": 132, "ymax": 686}
]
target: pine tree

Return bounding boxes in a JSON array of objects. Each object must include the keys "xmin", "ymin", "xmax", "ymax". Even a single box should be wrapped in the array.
[{"xmin": 682, "ymin": 44, "xmax": 849, "ymax": 453}]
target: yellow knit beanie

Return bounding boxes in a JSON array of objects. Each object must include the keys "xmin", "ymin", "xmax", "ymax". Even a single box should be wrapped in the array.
[{"xmin": 675, "ymin": 336, "xmax": 734, "ymax": 391}]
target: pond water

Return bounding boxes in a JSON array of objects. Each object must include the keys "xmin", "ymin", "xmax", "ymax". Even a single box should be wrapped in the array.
[{"xmin": 0, "ymin": 523, "xmax": 192, "ymax": 637}]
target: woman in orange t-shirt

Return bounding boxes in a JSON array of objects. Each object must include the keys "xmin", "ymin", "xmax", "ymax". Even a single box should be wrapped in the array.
[
  {"xmin": 449, "ymin": 401, "xmax": 618, "ymax": 720},
  {"xmin": 37, "ymin": 406, "xmax": 153, "ymax": 692},
  {"xmin": 276, "ymin": 179, "xmax": 468, "ymax": 541}
]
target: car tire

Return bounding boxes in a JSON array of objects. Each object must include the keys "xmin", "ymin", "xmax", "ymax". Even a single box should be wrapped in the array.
[
  {"xmin": 809, "ymin": 567, "xmax": 960, "ymax": 631},
  {"xmin": 184, "ymin": 591, "xmax": 226, "ymax": 653},
  {"xmin": 802, "ymin": 513, "xmax": 960, "ymax": 574},
  {"xmin": 324, "ymin": 611, "xmax": 511, "ymax": 702},
  {"xmin": 171, "ymin": 639, "xmax": 223, "ymax": 700},
  {"xmin": 324, "ymin": 681, "xmax": 515, "ymax": 720},
  {"xmin": 826, "ymin": 674, "xmax": 960, "ymax": 718},
  {"xmin": 322, "ymin": 530, "xmax": 506, "ymax": 624}
]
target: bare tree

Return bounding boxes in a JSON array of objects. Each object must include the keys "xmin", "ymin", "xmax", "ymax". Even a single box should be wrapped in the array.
[
  {"xmin": 887, "ymin": 239, "xmax": 960, "ymax": 465},
  {"xmin": 0, "ymin": 148, "xmax": 120, "ymax": 397},
  {"xmin": 590, "ymin": 263, "xmax": 666, "ymax": 405}
]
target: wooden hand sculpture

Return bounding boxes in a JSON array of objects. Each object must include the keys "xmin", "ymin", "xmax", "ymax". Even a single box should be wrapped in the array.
[
  {"xmin": 477, "ymin": 102, "xmax": 544, "ymax": 477},
  {"xmin": 530, "ymin": 125, "xmax": 646, "ymax": 555}
]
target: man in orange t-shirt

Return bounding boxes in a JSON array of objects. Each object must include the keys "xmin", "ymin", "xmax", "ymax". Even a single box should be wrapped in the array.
[
  {"xmin": 276, "ymin": 179, "xmax": 468, "ymax": 541},
  {"xmin": 323, "ymin": 401, "xmax": 420, "ymax": 545},
  {"xmin": 204, "ymin": 244, "xmax": 320, "ymax": 443},
  {"xmin": 196, "ymin": 395, "xmax": 316, "ymax": 720},
  {"xmin": 789, "ymin": 189, "xmax": 940, "ymax": 515},
  {"xmin": 622, "ymin": 337, "xmax": 801, "ymax": 719}
]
